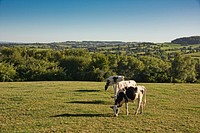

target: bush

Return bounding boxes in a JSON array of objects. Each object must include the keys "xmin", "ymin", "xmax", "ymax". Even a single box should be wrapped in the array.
[{"xmin": 0, "ymin": 62, "xmax": 16, "ymax": 82}]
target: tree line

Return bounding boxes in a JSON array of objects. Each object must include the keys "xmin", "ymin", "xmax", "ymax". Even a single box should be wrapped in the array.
[
  {"xmin": 171, "ymin": 36, "xmax": 200, "ymax": 45},
  {"xmin": 0, "ymin": 47, "xmax": 199, "ymax": 83}
]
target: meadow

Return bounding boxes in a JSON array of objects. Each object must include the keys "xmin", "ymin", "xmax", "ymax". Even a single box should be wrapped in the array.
[{"xmin": 0, "ymin": 82, "xmax": 199, "ymax": 132}]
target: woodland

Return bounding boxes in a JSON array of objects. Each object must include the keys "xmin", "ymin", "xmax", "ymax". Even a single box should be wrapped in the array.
[{"xmin": 0, "ymin": 43, "xmax": 199, "ymax": 83}]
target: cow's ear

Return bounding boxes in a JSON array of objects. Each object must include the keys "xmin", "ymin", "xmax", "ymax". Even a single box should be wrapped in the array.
[{"xmin": 110, "ymin": 106, "xmax": 114, "ymax": 109}]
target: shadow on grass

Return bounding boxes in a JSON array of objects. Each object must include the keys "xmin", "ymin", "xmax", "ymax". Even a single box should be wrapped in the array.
[
  {"xmin": 75, "ymin": 89, "xmax": 101, "ymax": 92},
  {"xmin": 67, "ymin": 100, "xmax": 108, "ymax": 105},
  {"xmin": 51, "ymin": 113, "xmax": 112, "ymax": 117}
]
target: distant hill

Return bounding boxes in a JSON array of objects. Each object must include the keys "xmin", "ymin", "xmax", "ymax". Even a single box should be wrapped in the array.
[{"xmin": 171, "ymin": 36, "xmax": 200, "ymax": 45}]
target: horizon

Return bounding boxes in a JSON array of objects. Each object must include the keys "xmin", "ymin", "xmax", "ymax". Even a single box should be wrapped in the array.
[
  {"xmin": 0, "ymin": 35, "xmax": 199, "ymax": 44},
  {"xmin": 0, "ymin": 0, "xmax": 200, "ymax": 43}
]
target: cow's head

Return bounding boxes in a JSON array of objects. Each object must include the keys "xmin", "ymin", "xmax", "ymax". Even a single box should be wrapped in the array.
[
  {"xmin": 105, "ymin": 76, "xmax": 124, "ymax": 91},
  {"xmin": 111, "ymin": 105, "xmax": 119, "ymax": 117},
  {"xmin": 105, "ymin": 79, "xmax": 111, "ymax": 90}
]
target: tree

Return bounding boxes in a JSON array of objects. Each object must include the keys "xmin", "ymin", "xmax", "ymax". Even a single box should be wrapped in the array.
[
  {"xmin": 63, "ymin": 49, "xmax": 90, "ymax": 57},
  {"xmin": 116, "ymin": 55, "xmax": 144, "ymax": 80},
  {"xmin": 195, "ymin": 59, "xmax": 200, "ymax": 82},
  {"xmin": 171, "ymin": 53, "xmax": 197, "ymax": 83},
  {"xmin": 139, "ymin": 56, "xmax": 171, "ymax": 82},
  {"xmin": 59, "ymin": 56, "xmax": 90, "ymax": 80},
  {"xmin": 90, "ymin": 53, "xmax": 109, "ymax": 71},
  {"xmin": 88, "ymin": 53, "xmax": 112, "ymax": 81},
  {"xmin": 16, "ymin": 58, "xmax": 66, "ymax": 81},
  {"xmin": 117, "ymin": 55, "xmax": 128, "ymax": 75},
  {"xmin": 0, "ymin": 62, "xmax": 16, "ymax": 82}
]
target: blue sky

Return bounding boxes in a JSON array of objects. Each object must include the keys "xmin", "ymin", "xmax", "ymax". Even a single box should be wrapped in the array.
[{"xmin": 0, "ymin": 0, "xmax": 200, "ymax": 43}]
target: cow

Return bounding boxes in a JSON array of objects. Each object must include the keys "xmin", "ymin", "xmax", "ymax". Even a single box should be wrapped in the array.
[
  {"xmin": 105, "ymin": 75, "xmax": 125, "ymax": 99},
  {"xmin": 105, "ymin": 76, "xmax": 137, "ymax": 100},
  {"xmin": 111, "ymin": 85, "xmax": 146, "ymax": 117}
]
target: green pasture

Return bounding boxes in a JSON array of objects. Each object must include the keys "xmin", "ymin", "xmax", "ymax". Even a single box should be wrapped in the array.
[
  {"xmin": 185, "ymin": 52, "xmax": 200, "ymax": 59},
  {"xmin": 0, "ymin": 82, "xmax": 199, "ymax": 132}
]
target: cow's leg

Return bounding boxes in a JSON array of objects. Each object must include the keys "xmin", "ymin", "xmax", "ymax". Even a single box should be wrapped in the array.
[
  {"xmin": 114, "ymin": 84, "xmax": 117, "ymax": 100},
  {"xmin": 125, "ymin": 102, "xmax": 129, "ymax": 115},
  {"xmin": 111, "ymin": 84, "xmax": 117, "ymax": 100},
  {"xmin": 135, "ymin": 96, "xmax": 142, "ymax": 115},
  {"xmin": 140, "ymin": 102, "xmax": 143, "ymax": 114},
  {"xmin": 139, "ymin": 94, "xmax": 144, "ymax": 114}
]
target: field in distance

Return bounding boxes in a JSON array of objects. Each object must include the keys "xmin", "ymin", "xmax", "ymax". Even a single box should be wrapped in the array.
[{"xmin": 0, "ymin": 82, "xmax": 199, "ymax": 132}]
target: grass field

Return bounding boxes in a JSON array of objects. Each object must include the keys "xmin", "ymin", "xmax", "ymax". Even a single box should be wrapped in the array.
[{"xmin": 0, "ymin": 82, "xmax": 200, "ymax": 133}]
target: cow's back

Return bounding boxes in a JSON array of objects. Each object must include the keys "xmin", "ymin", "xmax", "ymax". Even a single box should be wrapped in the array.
[
  {"xmin": 118, "ymin": 80, "xmax": 137, "ymax": 90},
  {"xmin": 125, "ymin": 87, "xmax": 137, "ymax": 100}
]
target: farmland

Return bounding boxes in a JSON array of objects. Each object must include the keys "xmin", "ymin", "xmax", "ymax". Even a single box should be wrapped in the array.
[
  {"xmin": 0, "ymin": 82, "xmax": 199, "ymax": 132},
  {"xmin": 1, "ymin": 41, "xmax": 200, "ymax": 59}
]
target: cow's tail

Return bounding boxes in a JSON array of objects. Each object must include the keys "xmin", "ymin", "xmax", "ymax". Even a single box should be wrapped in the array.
[{"xmin": 143, "ymin": 86, "xmax": 147, "ymax": 107}]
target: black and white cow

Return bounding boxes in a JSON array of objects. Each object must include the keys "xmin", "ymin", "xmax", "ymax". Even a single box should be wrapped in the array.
[
  {"xmin": 105, "ymin": 76, "xmax": 137, "ymax": 100},
  {"xmin": 105, "ymin": 76, "xmax": 125, "ymax": 99},
  {"xmin": 111, "ymin": 85, "xmax": 146, "ymax": 117}
]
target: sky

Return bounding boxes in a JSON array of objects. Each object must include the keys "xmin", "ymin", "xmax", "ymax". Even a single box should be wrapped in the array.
[{"xmin": 0, "ymin": 0, "xmax": 200, "ymax": 43}]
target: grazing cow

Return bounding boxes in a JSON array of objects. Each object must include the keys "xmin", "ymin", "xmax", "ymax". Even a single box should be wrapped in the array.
[
  {"xmin": 105, "ymin": 76, "xmax": 125, "ymax": 99},
  {"xmin": 111, "ymin": 85, "xmax": 146, "ymax": 117},
  {"xmin": 105, "ymin": 76, "xmax": 137, "ymax": 100}
]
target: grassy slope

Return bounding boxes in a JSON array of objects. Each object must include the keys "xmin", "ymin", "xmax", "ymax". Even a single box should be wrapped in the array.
[{"xmin": 0, "ymin": 82, "xmax": 199, "ymax": 132}]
